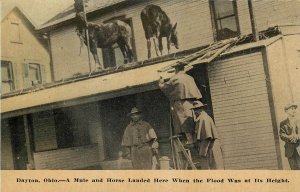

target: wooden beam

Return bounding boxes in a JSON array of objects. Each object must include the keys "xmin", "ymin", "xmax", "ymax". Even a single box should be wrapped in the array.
[{"xmin": 248, "ymin": 0, "xmax": 259, "ymax": 41}]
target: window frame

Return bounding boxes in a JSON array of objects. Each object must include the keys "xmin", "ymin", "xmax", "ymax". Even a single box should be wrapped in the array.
[
  {"xmin": 1, "ymin": 60, "xmax": 15, "ymax": 93},
  {"xmin": 28, "ymin": 63, "xmax": 42, "ymax": 86},
  {"xmin": 101, "ymin": 16, "xmax": 137, "ymax": 69},
  {"xmin": 10, "ymin": 21, "xmax": 23, "ymax": 44},
  {"xmin": 209, "ymin": 0, "xmax": 240, "ymax": 41}
]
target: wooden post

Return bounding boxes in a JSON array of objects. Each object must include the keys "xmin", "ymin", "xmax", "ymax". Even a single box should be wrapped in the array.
[
  {"xmin": 248, "ymin": 0, "xmax": 259, "ymax": 41},
  {"xmin": 82, "ymin": 0, "xmax": 92, "ymax": 72},
  {"xmin": 23, "ymin": 115, "xmax": 35, "ymax": 169}
]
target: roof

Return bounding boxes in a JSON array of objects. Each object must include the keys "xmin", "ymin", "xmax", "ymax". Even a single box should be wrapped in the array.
[
  {"xmin": 38, "ymin": 0, "xmax": 127, "ymax": 30},
  {"xmin": 1, "ymin": 59, "xmax": 178, "ymax": 117},
  {"xmin": 1, "ymin": 6, "xmax": 48, "ymax": 49},
  {"xmin": 1, "ymin": 6, "xmax": 38, "ymax": 29}
]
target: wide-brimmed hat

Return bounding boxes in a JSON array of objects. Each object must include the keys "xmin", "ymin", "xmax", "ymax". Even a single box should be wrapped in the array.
[
  {"xmin": 284, "ymin": 103, "xmax": 298, "ymax": 111},
  {"xmin": 127, "ymin": 107, "xmax": 141, "ymax": 116},
  {"xmin": 190, "ymin": 101, "xmax": 206, "ymax": 109}
]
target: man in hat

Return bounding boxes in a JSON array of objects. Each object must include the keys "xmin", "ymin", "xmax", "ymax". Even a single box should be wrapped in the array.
[
  {"xmin": 121, "ymin": 107, "xmax": 159, "ymax": 169},
  {"xmin": 159, "ymin": 62, "xmax": 202, "ymax": 145},
  {"xmin": 279, "ymin": 103, "xmax": 300, "ymax": 170},
  {"xmin": 191, "ymin": 101, "xmax": 224, "ymax": 169}
]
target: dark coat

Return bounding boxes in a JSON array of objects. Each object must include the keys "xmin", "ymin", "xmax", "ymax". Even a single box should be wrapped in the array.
[
  {"xmin": 159, "ymin": 71, "xmax": 202, "ymax": 101},
  {"xmin": 159, "ymin": 71, "xmax": 202, "ymax": 133},
  {"xmin": 121, "ymin": 120, "xmax": 157, "ymax": 169},
  {"xmin": 279, "ymin": 118, "xmax": 300, "ymax": 158}
]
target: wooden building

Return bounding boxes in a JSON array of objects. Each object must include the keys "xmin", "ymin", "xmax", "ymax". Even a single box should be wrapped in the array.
[
  {"xmin": 1, "ymin": 0, "xmax": 300, "ymax": 170},
  {"xmin": 1, "ymin": 6, "xmax": 51, "ymax": 169}
]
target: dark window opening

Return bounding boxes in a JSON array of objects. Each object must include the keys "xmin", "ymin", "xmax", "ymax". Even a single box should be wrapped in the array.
[
  {"xmin": 210, "ymin": 0, "xmax": 240, "ymax": 41},
  {"xmin": 53, "ymin": 107, "xmax": 90, "ymax": 149},
  {"xmin": 102, "ymin": 17, "xmax": 136, "ymax": 68},
  {"xmin": 9, "ymin": 117, "xmax": 28, "ymax": 170},
  {"xmin": 188, "ymin": 64, "xmax": 214, "ymax": 118}
]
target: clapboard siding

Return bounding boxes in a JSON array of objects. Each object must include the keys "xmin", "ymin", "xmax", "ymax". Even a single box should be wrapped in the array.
[
  {"xmin": 50, "ymin": 0, "xmax": 213, "ymax": 80},
  {"xmin": 33, "ymin": 144, "xmax": 99, "ymax": 169},
  {"xmin": 208, "ymin": 52, "xmax": 278, "ymax": 169},
  {"xmin": 32, "ymin": 111, "xmax": 58, "ymax": 152},
  {"xmin": 49, "ymin": 0, "xmax": 299, "ymax": 81},
  {"xmin": 253, "ymin": 0, "xmax": 300, "ymax": 32}
]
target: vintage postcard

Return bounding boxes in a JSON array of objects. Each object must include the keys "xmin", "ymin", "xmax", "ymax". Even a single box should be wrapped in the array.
[{"xmin": 1, "ymin": 0, "xmax": 300, "ymax": 191}]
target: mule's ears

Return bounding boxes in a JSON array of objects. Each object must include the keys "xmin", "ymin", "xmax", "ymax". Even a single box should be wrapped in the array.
[{"xmin": 172, "ymin": 23, "xmax": 177, "ymax": 31}]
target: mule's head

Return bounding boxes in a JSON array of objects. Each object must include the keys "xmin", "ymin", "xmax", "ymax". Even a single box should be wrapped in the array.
[{"xmin": 170, "ymin": 23, "xmax": 179, "ymax": 49}]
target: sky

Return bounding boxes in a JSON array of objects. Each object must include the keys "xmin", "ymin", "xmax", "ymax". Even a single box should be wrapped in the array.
[{"xmin": 1, "ymin": 0, "xmax": 74, "ymax": 26}]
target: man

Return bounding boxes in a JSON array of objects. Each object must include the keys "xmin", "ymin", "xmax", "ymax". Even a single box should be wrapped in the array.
[
  {"xmin": 279, "ymin": 103, "xmax": 300, "ymax": 170},
  {"xmin": 191, "ymin": 101, "xmax": 224, "ymax": 170},
  {"xmin": 158, "ymin": 62, "xmax": 202, "ymax": 145},
  {"xmin": 121, "ymin": 107, "xmax": 159, "ymax": 170}
]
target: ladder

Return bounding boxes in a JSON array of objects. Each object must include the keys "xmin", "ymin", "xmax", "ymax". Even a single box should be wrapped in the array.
[{"xmin": 171, "ymin": 135, "xmax": 197, "ymax": 170}]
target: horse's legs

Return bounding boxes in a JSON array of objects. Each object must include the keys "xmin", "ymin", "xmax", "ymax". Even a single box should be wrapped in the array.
[
  {"xmin": 147, "ymin": 39, "xmax": 151, "ymax": 58},
  {"xmin": 118, "ymin": 41, "xmax": 128, "ymax": 64},
  {"xmin": 89, "ymin": 40, "xmax": 102, "ymax": 70},
  {"xmin": 123, "ymin": 38, "xmax": 134, "ymax": 63}
]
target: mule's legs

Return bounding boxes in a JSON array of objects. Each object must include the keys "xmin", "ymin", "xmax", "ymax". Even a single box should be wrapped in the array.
[
  {"xmin": 158, "ymin": 36, "xmax": 163, "ymax": 56},
  {"xmin": 152, "ymin": 37, "xmax": 160, "ymax": 57},
  {"xmin": 147, "ymin": 39, "xmax": 151, "ymax": 58},
  {"xmin": 167, "ymin": 35, "xmax": 171, "ymax": 55}
]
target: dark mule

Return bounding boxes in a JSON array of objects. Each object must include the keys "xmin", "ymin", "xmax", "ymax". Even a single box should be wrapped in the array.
[
  {"xmin": 141, "ymin": 4, "xmax": 179, "ymax": 58},
  {"xmin": 74, "ymin": 1, "xmax": 133, "ymax": 70}
]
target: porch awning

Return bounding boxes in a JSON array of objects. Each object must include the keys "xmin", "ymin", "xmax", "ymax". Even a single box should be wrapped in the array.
[{"xmin": 1, "ymin": 60, "xmax": 177, "ymax": 117}]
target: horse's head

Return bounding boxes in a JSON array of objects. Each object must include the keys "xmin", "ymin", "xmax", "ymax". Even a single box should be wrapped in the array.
[{"xmin": 170, "ymin": 23, "xmax": 179, "ymax": 49}]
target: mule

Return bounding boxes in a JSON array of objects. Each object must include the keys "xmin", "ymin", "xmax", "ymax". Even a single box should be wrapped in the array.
[{"xmin": 141, "ymin": 4, "xmax": 179, "ymax": 58}]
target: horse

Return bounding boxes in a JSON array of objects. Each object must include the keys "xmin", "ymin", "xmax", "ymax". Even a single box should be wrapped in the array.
[
  {"xmin": 140, "ymin": 4, "xmax": 179, "ymax": 59},
  {"xmin": 75, "ymin": 12, "xmax": 134, "ymax": 70}
]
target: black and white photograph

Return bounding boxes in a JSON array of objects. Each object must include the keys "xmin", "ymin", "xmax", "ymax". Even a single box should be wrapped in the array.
[{"xmin": 1, "ymin": 0, "xmax": 300, "ymax": 177}]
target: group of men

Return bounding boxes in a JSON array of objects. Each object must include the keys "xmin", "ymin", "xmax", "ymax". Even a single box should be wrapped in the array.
[
  {"xmin": 121, "ymin": 62, "xmax": 224, "ymax": 170},
  {"xmin": 121, "ymin": 61, "xmax": 300, "ymax": 171}
]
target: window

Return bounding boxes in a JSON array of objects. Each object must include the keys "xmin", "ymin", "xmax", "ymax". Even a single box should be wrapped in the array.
[
  {"xmin": 10, "ymin": 22, "xmax": 22, "ymax": 43},
  {"xmin": 24, "ymin": 63, "xmax": 45, "ymax": 88},
  {"xmin": 102, "ymin": 17, "xmax": 136, "ymax": 68},
  {"xmin": 209, "ymin": 0, "xmax": 240, "ymax": 41},
  {"xmin": 53, "ymin": 107, "xmax": 91, "ymax": 149},
  {"xmin": 1, "ymin": 60, "xmax": 15, "ymax": 94},
  {"xmin": 28, "ymin": 63, "xmax": 42, "ymax": 85}
]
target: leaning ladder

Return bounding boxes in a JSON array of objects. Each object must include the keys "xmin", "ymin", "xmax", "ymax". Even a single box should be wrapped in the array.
[{"xmin": 171, "ymin": 135, "xmax": 197, "ymax": 170}]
